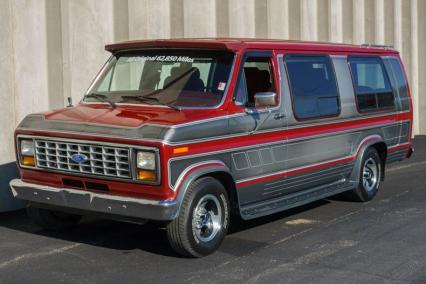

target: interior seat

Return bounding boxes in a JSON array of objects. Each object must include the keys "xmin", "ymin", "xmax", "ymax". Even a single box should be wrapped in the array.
[
  {"xmin": 163, "ymin": 66, "xmax": 181, "ymax": 88},
  {"xmin": 244, "ymin": 67, "xmax": 272, "ymax": 103},
  {"xmin": 183, "ymin": 67, "xmax": 205, "ymax": 92}
]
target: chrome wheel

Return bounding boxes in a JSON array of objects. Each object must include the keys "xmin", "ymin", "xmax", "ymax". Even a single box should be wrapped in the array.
[
  {"xmin": 192, "ymin": 194, "xmax": 222, "ymax": 243},
  {"xmin": 362, "ymin": 157, "xmax": 378, "ymax": 192}
]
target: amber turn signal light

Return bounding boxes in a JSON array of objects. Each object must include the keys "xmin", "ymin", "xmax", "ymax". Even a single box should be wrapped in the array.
[
  {"xmin": 173, "ymin": 146, "xmax": 188, "ymax": 154},
  {"xmin": 22, "ymin": 156, "xmax": 35, "ymax": 167},
  {"xmin": 137, "ymin": 169, "xmax": 157, "ymax": 182}
]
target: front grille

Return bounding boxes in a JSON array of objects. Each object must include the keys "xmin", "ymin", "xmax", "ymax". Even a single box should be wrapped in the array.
[{"xmin": 35, "ymin": 140, "xmax": 132, "ymax": 179}]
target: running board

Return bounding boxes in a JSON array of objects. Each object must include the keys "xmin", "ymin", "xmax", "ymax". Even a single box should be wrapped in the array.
[{"xmin": 240, "ymin": 179, "xmax": 354, "ymax": 220}]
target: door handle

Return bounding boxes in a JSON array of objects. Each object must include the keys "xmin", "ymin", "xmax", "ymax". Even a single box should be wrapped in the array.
[{"xmin": 274, "ymin": 113, "xmax": 286, "ymax": 120}]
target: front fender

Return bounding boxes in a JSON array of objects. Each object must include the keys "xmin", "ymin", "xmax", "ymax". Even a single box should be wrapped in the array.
[{"xmin": 170, "ymin": 160, "xmax": 234, "ymax": 219}]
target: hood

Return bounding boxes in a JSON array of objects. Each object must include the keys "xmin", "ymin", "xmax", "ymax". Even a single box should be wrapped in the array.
[
  {"xmin": 17, "ymin": 103, "xmax": 234, "ymax": 143},
  {"xmin": 42, "ymin": 104, "xmax": 203, "ymax": 127}
]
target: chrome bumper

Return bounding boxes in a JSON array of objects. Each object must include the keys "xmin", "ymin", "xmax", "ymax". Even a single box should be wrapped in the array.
[{"xmin": 9, "ymin": 179, "xmax": 178, "ymax": 221}]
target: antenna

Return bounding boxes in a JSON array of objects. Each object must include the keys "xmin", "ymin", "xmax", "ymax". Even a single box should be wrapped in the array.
[{"xmin": 67, "ymin": 97, "xmax": 73, "ymax": 107}]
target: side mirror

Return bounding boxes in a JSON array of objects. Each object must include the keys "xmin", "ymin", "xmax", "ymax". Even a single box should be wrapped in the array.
[{"xmin": 254, "ymin": 92, "xmax": 277, "ymax": 107}]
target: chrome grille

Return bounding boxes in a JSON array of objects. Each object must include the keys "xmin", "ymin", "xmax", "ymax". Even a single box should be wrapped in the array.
[{"xmin": 35, "ymin": 140, "xmax": 132, "ymax": 179}]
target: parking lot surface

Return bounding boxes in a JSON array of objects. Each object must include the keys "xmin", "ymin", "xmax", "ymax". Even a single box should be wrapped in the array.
[{"xmin": 0, "ymin": 137, "xmax": 425, "ymax": 284}]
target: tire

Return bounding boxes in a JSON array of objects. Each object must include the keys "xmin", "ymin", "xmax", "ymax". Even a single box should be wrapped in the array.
[
  {"xmin": 26, "ymin": 205, "xmax": 82, "ymax": 231},
  {"xmin": 350, "ymin": 147, "xmax": 382, "ymax": 202},
  {"xmin": 166, "ymin": 177, "xmax": 230, "ymax": 257}
]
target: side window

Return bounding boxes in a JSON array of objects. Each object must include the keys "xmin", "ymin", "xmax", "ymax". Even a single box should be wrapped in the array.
[
  {"xmin": 234, "ymin": 56, "xmax": 276, "ymax": 107},
  {"xmin": 386, "ymin": 58, "xmax": 410, "ymax": 111},
  {"xmin": 348, "ymin": 56, "xmax": 394, "ymax": 112},
  {"xmin": 285, "ymin": 55, "xmax": 340, "ymax": 120}
]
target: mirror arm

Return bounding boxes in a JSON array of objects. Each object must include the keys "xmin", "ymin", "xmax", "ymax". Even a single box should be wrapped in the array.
[{"xmin": 248, "ymin": 108, "xmax": 272, "ymax": 135}]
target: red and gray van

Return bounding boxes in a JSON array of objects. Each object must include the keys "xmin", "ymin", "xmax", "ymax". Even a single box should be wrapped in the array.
[{"xmin": 10, "ymin": 39, "xmax": 413, "ymax": 257}]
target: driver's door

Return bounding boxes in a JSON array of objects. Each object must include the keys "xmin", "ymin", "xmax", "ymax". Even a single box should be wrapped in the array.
[{"xmin": 229, "ymin": 51, "xmax": 288, "ymax": 205}]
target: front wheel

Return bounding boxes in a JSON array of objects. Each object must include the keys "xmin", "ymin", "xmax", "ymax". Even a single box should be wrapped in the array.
[
  {"xmin": 166, "ymin": 177, "xmax": 230, "ymax": 257},
  {"xmin": 350, "ymin": 147, "xmax": 382, "ymax": 202}
]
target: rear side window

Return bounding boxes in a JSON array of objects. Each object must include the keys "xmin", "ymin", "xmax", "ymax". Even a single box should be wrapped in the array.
[
  {"xmin": 348, "ymin": 56, "xmax": 394, "ymax": 112},
  {"xmin": 384, "ymin": 58, "xmax": 410, "ymax": 111},
  {"xmin": 285, "ymin": 55, "xmax": 340, "ymax": 120}
]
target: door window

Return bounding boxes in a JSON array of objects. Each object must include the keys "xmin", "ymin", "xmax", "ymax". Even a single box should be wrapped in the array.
[{"xmin": 234, "ymin": 56, "xmax": 276, "ymax": 107}]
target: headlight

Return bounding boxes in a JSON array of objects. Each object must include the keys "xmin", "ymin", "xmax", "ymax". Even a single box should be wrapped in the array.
[
  {"xmin": 136, "ymin": 151, "xmax": 157, "ymax": 182},
  {"xmin": 136, "ymin": 151, "xmax": 156, "ymax": 170},
  {"xmin": 20, "ymin": 139, "xmax": 36, "ymax": 167},
  {"xmin": 21, "ymin": 140, "xmax": 35, "ymax": 156}
]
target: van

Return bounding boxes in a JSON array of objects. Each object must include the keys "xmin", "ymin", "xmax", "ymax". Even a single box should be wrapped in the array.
[{"xmin": 10, "ymin": 39, "xmax": 413, "ymax": 257}]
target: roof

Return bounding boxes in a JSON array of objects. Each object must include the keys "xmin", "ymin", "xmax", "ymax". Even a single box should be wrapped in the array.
[{"xmin": 105, "ymin": 38, "xmax": 399, "ymax": 54}]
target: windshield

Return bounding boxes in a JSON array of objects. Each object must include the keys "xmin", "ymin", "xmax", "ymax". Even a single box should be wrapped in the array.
[{"xmin": 86, "ymin": 50, "xmax": 235, "ymax": 108}]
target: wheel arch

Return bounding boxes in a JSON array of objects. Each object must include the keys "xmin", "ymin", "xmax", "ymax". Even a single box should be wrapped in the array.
[
  {"xmin": 200, "ymin": 171, "xmax": 239, "ymax": 215},
  {"xmin": 350, "ymin": 135, "xmax": 388, "ymax": 185},
  {"xmin": 371, "ymin": 141, "xmax": 387, "ymax": 181},
  {"xmin": 172, "ymin": 160, "xmax": 238, "ymax": 219}
]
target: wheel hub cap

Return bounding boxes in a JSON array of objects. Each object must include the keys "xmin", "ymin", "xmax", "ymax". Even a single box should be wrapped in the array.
[
  {"xmin": 192, "ymin": 194, "xmax": 222, "ymax": 243},
  {"xmin": 362, "ymin": 157, "xmax": 378, "ymax": 192}
]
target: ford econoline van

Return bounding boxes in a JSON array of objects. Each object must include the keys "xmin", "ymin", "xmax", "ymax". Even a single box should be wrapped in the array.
[{"xmin": 10, "ymin": 39, "xmax": 413, "ymax": 257}]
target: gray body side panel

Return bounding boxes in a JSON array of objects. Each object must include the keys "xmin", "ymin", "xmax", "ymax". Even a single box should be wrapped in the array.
[
  {"xmin": 239, "ymin": 163, "xmax": 355, "ymax": 207},
  {"xmin": 168, "ymin": 55, "xmax": 410, "ymax": 219},
  {"xmin": 240, "ymin": 182, "xmax": 354, "ymax": 220},
  {"xmin": 387, "ymin": 149, "xmax": 407, "ymax": 164},
  {"xmin": 169, "ymin": 122, "xmax": 407, "ymax": 205}
]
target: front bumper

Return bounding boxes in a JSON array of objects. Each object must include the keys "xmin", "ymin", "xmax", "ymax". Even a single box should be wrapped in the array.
[{"xmin": 9, "ymin": 179, "xmax": 178, "ymax": 221}]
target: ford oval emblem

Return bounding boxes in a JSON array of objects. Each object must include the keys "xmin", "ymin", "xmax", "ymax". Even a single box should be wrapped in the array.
[{"xmin": 70, "ymin": 153, "xmax": 89, "ymax": 164}]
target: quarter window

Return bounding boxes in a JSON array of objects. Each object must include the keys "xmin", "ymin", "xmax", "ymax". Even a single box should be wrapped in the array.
[
  {"xmin": 348, "ymin": 56, "xmax": 394, "ymax": 112},
  {"xmin": 285, "ymin": 55, "xmax": 340, "ymax": 120},
  {"xmin": 385, "ymin": 58, "xmax": 410, "ymax": 111}
]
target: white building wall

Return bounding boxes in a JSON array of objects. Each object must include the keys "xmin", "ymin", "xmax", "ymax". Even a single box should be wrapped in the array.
[
  {"xmin": 0, "ymin": 0, "xmax": 425, "ymax": 211},
  {"xmin": 62, "ymin": 0, "xmax": 118, "ymax": 105}
]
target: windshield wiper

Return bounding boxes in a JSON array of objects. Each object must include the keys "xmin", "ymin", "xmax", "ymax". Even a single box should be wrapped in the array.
[
  {"xmin": 121, "ymin": 95, "xmax": 180, "ymax": 111},
  {"xmin": 84, "ymin": 93, "xmax": 116, "ymax": 108},
  {"xmin": 119, "ymin": 68, "xmax": 195, "ymax": 111}
]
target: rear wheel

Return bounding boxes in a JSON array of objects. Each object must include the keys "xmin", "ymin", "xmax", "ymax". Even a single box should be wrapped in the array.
[
  {"xmin": 350, "ymin": 147, "xmax": 382, "ymax": 202},
  {"xmin": 26, "ymin": 205, "xmax": 82, "ymax": 231},
  {"xmin": 166, "ymin": 177, "xmax": 230, "ymax": 257}
]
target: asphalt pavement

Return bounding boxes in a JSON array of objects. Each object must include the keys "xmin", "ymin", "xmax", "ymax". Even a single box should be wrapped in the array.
[{"xmin": 0, "ymin": 137, "xmax": 425, "ymax": 284}]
